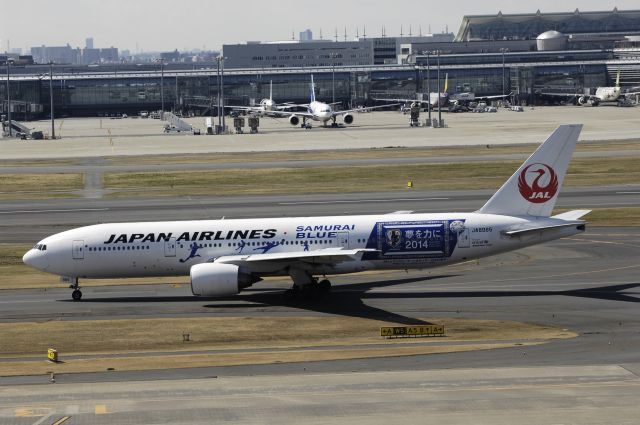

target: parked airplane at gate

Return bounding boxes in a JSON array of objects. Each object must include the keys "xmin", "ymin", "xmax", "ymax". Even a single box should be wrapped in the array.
[
  {"xmin": 24, "ymin": 125, "xmax": 588, "ymax": 301},
  {"xmin": 271, "ymin": 75, "xmax": 397, "ymax": 128},
  {"xmin": 226, "ymin": 81, "xmax": 299, "ymax": 117},
  {"xmin": 540, "ymin": 70, "xmax": 640, "ymax": 106},
  {"xmin": 374, "ymin": 74, "xmax": 511, "ymax": 111}
]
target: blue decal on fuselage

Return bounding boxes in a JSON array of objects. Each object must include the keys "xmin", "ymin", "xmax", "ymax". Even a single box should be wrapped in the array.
[
  {"xmin": 253, "ymin": 241, "xmax": 279, "ymax": 254},
  {"xmin": 179, "ymin": 242, "xmax": 202, "ymax": 263},
  {"xmin": 362, "ymin": 219, "xmax": 466, "ymax": 261}
]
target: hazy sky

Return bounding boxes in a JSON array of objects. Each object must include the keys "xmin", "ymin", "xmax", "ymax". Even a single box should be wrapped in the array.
[{"xmin": 1, "ymin": 0, "xmax": 638, "ymax": 53}]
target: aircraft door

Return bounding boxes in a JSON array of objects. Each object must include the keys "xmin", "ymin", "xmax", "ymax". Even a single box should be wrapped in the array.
[
  {"xmin": 337, "ymin": 232, "xmax": 350, "ymax": 249},
  {"xmin": 164, "ymin": 238, "xmax": 176, "ymax": 257},
  {"xmin": 72, "ymin": 240, "xmax": 84, "ymax": 260},
  {"xmin": 457, "ymin": 228, "xmax": 470, "ymax": 248}
]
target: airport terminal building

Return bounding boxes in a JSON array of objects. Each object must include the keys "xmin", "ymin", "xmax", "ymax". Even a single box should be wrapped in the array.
[{"xmin": 2, "ymin": 8, "xmax": 640, "ymax": 119}]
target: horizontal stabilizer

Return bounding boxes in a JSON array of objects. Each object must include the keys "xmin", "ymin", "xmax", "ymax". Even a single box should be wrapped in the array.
[
  {"xmin": 551, "ymin": 210, "xmax": 591, "ymax": 220},
  {"xmin": 502, "ymin": 222, "xmax": 585, "ymax": 237}
]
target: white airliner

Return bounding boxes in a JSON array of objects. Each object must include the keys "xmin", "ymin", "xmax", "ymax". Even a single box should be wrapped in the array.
[
  {"xmin": 272, "ymin": 75, "xmax": 397, "ymax": 128},
  {"xmin": 24, "ymin": 125, "xmax": 588, "ymax": 301},
  {"xmin": 226, "ymin": 81, "xmax": 298, "ymax": 117},
  {"xmin": 374, "ymin": 75, "xmax": 511, "ymax": 110},
  {"xmin": 541, "ymin": 70, "xmax": 640, "ymax": 106}
]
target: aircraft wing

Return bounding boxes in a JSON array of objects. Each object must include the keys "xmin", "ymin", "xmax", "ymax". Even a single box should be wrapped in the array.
[
  {"xmin": 373, "ymin": 97, "xmax": 430, "ymax": 104},
  {"xmin": 216, "ymin": 248, "xmax": 378, "ymax": 267},
  {"xmin": 226, "ymin": 106, "xmax": 262, "ymax": 112},
  {"xmin": 332, "ymin": 103, "xmax": 400, "ymax": 116},
  {"xmin": 267, "ymin": 110, "xmax": 315, "ymax": 119},
  {"xmin": 276, "ymin": 104, "xmax": 305, "ymax": 110},
  {"xmin": 536, "ymin": 92, "xmax": 582, "ymax": 99},
  {"xmin": 474, "ymin": 92, "xmax": 513, "ymax": 101}
]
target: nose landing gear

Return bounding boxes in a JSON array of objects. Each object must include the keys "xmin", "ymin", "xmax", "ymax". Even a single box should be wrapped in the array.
[{"xmin": 64, "ymin": 276, "xmax": 82, "ymax": 301}]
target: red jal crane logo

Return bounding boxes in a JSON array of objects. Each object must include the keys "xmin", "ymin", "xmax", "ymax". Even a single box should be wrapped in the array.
[{"xmin": 517, "ymin": 163, "xmax": 558, "ymax": 203}]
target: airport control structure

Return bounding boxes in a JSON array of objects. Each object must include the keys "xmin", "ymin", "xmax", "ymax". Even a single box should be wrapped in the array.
[{"xmin": 2, "ymin": 8, "xmax": 640, "ymax": 119}]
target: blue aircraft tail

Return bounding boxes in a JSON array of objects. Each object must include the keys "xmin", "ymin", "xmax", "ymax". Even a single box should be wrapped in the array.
[{"xmin": 310, "ymin": 75, "xmax": 316, "ymax": 103}]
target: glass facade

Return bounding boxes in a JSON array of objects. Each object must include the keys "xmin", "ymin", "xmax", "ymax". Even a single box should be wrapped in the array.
[
  {"xmin": 0, "ymin": 57, "xmax": 627, "ymax": 118},
  {"xmin": 458, "ymin": 10, "xmax": 640, "ymax": 41}
]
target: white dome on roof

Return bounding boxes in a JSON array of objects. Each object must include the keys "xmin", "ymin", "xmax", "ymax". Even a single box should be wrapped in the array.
[
  {"xmin": 537, "ymin": 30, "xmax": 565, "ymax": 40},
  {"xmin": 536, "ymin": 31, "xmax": 567, "ymax": 51}
]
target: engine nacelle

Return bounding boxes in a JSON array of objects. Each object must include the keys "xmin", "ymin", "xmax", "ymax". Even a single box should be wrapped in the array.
[
  {"xmin": 289, "ymin": 115, "xmax": 300, "ymax": 126},
  {"xmin": 343, "ymin": 113, "xmax": 354, "ymax": 125},
  {"xmin": 577, "ymin": 96, "xmax": 588, "ymax": 105},
  {"xmin": 190, "ymin": 263, "xmax": 261, "ymax": 297}
]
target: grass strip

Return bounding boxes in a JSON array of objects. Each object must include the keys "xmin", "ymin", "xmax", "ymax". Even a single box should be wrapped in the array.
[
  {"xmin": 0, "ymin": 173, "xmax": 83, "ymax": 197},
  {"xmin": 0, "ymin": 343, "xmax": 534, "ymax": 377},
  {"xmin": 0, "ymin": 316, "xmax": 574, "ymax": 376},
  {"xmin": 103, "ymin": 157, "xmax": 640, "ymax": 198}
]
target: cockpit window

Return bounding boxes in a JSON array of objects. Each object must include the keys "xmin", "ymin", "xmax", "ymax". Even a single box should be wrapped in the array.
[{"xmin": 32, "ymin": 244, "xmax": 47, "ymax": 251}]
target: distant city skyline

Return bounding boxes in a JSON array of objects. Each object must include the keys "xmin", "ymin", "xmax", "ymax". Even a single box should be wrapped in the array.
[{"xmin": 1, "ymin": 0, "xmax": 638, "ymax": 53}]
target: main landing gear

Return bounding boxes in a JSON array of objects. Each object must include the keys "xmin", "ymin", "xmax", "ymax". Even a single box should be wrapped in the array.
[
  {"xmin": 284, "ymin": 269, "xmax": 331, "ymax": 301},
  {"xmin": 284, "ymin": 279, "xmax": 331, "ymax": 301}
]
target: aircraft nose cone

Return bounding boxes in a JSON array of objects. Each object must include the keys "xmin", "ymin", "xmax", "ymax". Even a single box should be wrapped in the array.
[{"xmin": 23, "ymin": 249, "xmax": 48, "ymax": 271}]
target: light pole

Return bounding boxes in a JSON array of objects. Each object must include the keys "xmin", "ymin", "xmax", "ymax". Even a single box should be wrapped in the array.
[
  {"xmin": 426, "ymin": 51, "xmax": 431, "ymax": 125},
  {"xmin": 437, "ymin": 50, "xmax": 441, "ymax": 126},
  {"xmin": 216, "ymin": 58, "xmax": 221, "ymax": 130},
  {"xmin": 5, "ymin": 61, "xmax": 11, "ymax": 137},
  {"xmin": 331, "ymin": 53, "xmax": 336, "ymax": 104},
  {"xmin": 216, "ymin": 56, "xmax": 226, "ymax": 132},
  {"xmin": 500, "ymin": 47, "xmax": 508, "ymax": 99},
  {"xmin": 220, "ymin": 56, "xmax": 225, "ymax": 132},
  {"xmin": 49, "ymin": 62, "xmax": 55, "ymax": 139},
  {"xmin": 159, "ymin": 60, "xmax": 165, "ymax": 114}
]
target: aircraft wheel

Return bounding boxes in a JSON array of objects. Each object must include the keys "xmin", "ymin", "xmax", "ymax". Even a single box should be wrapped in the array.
[
  {"xmin": 72, "ymin": 289, "xmax": 83, "ymax": 301},
  {"xmin": 318, "ymin": 279, "xmax": 331, "ymax": 294}
]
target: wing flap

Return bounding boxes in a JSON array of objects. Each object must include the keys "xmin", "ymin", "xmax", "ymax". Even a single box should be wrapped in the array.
[{"xmin": 217, "ymin": 248, "xmax": 378, "ymax": 265}]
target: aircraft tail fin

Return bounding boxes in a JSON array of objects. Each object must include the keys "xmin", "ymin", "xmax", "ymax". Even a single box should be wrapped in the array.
[
  {"xmin": 615, "ymin": 69, "xmax": 620, "ymax": 88},
  {"xmin": 477, "ymin": 124, "xmax": 582, "ymax": 217},
  {"xmin": 444, "ymin": 73, "xmax": 449, "ymax": 93},
  {"xmin": 269, "ymin": 80, "xmax": 273, "ymax": 101},
  {"xmin": 310, "ymin": 75, "xmax": 316, "ymax": 103}
]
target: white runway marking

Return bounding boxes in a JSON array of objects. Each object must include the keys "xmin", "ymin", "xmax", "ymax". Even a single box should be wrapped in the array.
[
  {"xmin": 0, "ymin": 208, "xmax": 109, "ymax": 214},
  {"xmin": 279, "ymin": 198, "xmax": 449, "ymax": 205}
]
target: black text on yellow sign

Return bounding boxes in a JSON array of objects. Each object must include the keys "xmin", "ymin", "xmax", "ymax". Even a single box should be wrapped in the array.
[{"xmin": 381, "ymin": 325, "xmax": 445, "ymax": 338}]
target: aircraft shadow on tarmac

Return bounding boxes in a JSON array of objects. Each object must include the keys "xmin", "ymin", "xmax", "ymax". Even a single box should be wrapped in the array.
[{"xmin": 66, "ymin": 278, "xmax": 640, "ymax": 325}]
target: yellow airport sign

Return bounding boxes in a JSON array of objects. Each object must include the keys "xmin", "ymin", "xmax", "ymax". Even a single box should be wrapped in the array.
[
  {"xmin": 381, "ymin": 325, "xmax": 445, "ymax": 338},
  {"xmin": 47, "ymin": 348, "xmax": 58, "ymax": 362}
]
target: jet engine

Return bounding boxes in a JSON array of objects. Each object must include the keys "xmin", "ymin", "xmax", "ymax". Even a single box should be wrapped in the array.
[
  {"xmin": 289, "ymin": 115, "xmax": 300, "ymax": 126},
  {"xmin": 342, "ymin": 113, "xmax": 354, "ymax": 125},
  {"xmin": 190, "ymin": 263, "xmax": 261, "ymax": 297},
  {"xmin": 577, "ymin": 96, "xmax": 588, "ymax": 105}
]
